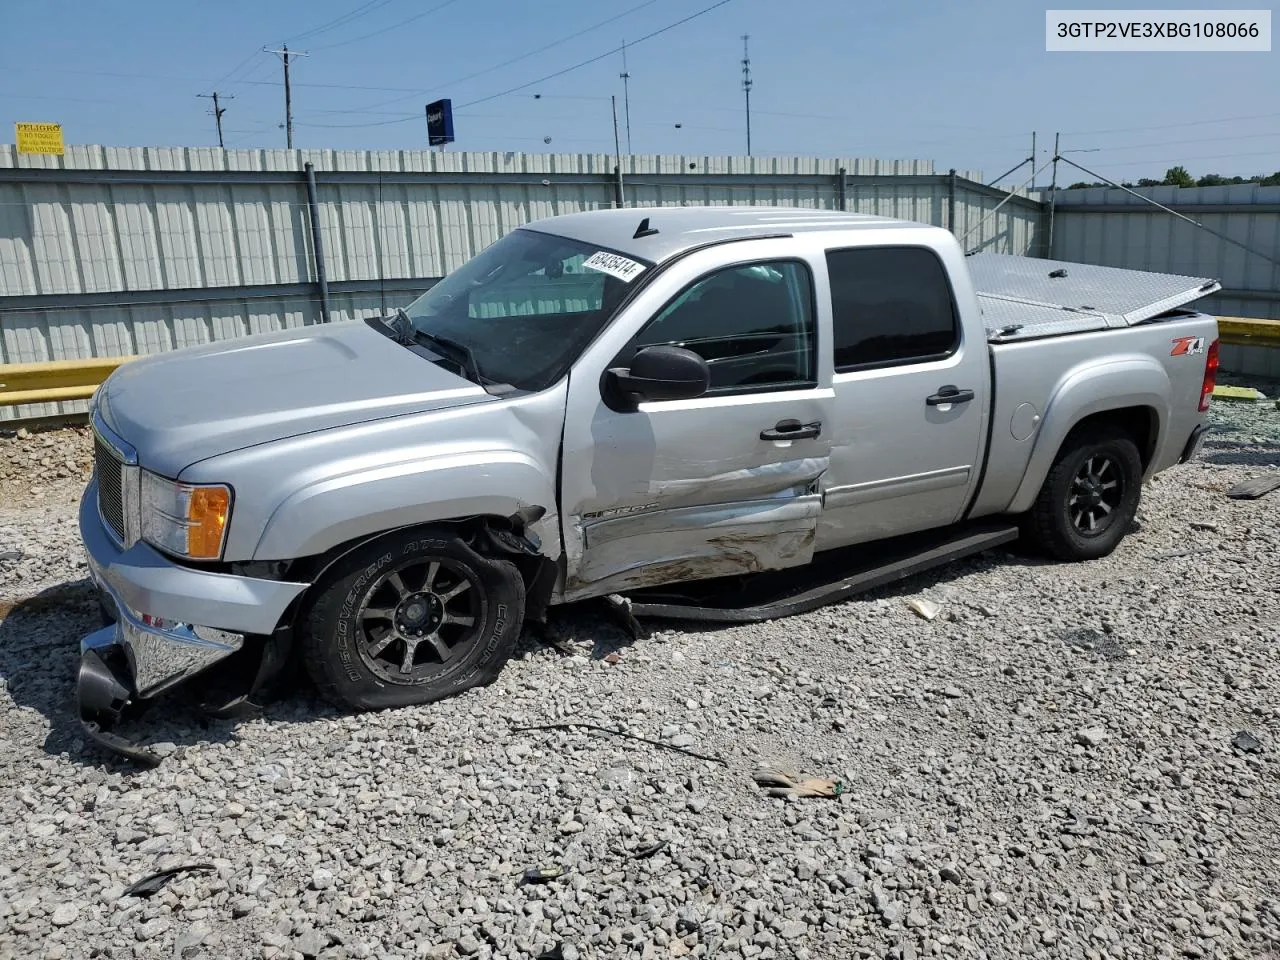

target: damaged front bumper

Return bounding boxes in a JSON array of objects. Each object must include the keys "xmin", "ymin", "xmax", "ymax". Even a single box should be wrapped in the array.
[{"xmin": 76, "ymin": 477, "xmax": 309, "ymax": 764}]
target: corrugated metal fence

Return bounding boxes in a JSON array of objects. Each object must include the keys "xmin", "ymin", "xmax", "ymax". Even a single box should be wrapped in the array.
[
  {"xmin": 1051, "ymin": 183, "xmax": 1280, "ymax": 377},
  {"xmin": 0, "ymin": 145, "xmax": 1043, "ymax": 420}
]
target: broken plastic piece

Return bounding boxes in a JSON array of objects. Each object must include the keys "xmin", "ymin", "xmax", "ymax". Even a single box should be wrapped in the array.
[
  {"xmin": 1232, "ymin": 730, "xmax": 1263, "ymax": 754},
  {"xmin": 122, "ymin": 863, "xmax": 215, "ymax": 898},
  {"xmin": 630, "ymin": 840, "xmax": 668, "ymax": 859},
  {"xmin": 752, "ymin": 768, "xmax": 843, "ymax": 799},
  {"xmin": 521, "ymin": 865, "xmax": 566, "ymax": 885},
  {"xmin": 1227, "ymin": 475, "xmax": 1280, "ymax": 501},
  {"xmin": 907, "ymin": 598, "xmax": 942, "ymax": 621}
]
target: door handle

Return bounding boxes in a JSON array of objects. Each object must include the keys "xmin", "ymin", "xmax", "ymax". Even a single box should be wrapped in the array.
[
  {"xmin": 760, "ymin": 418, "xmax": 822, "ymax": 441},
  {"xmin": 926, "ymin": 385, "xmax": 975, "ymax": 406}
]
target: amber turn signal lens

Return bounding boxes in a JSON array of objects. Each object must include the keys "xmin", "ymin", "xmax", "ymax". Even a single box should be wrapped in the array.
[{"xmin": 186, "ymin": 485, "xmax": 231, "ymax": 559}]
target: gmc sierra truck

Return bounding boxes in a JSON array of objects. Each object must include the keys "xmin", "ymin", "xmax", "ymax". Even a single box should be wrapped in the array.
[{"xmin": 76, "ymin": 206, "xmax": 1221, "ymax": 763}]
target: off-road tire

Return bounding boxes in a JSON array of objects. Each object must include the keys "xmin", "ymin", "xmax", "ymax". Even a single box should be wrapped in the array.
[
  {"xmin": 1024, "ymin": 424, "xmax": 1143, "ymax": 562},
  {"xmin": 300, "ymin": 527, "xmax": 524, "ymax": 711}
]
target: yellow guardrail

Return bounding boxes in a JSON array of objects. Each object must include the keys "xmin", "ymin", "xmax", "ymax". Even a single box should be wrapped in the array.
[
  {"xmin": 0, "ymin": 313, "xmax": 1277, "ymax": 410},
  {"xmin": 0, "ymin": 356, "xmax": 135, "ymax": 407},
  {"xmin": 1217, "ymin": 316, "xmax": 1280, "ymax": 347}
]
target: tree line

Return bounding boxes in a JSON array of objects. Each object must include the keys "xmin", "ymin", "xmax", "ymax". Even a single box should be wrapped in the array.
[{"xmin": 1067, "ymin": 166, "xmax": 1280, "ymax": 190}]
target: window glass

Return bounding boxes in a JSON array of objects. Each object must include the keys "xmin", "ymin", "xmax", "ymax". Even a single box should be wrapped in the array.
[
  {"xmin": 403, "ymin": 229, "xmax": 649, "ymax": 391},
  {"xmin": 825, "ymin": 247, "xmax": 959, "ymax": 369},
  {"xmin": 634, "ymin": 261, "xmax": 816, "ymax": 392}
]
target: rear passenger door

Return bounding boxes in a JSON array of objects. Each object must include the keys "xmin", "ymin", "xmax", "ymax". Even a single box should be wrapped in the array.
[{"xmin": 816, "ymin": 244, "xmax": 987, "ymax": 550}]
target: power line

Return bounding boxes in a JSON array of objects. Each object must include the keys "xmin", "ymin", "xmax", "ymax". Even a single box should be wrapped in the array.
[
  {"xmin": 310, "ymin": 0, "xmax": 463, "ymax": 51},
  {"xmin": 336, "ymin": 0, "xmax": 664, "ymax": 115},
  {"xmin": 287, "ymin": 0, "xmax": 400, "ymax": 43},
  {"xmin": 1062, "ymin": 111, "xmax": 1280, "ymax": 137},
  {"xmin": 456, "ymin": 0, "xmax": 739, "ymax": 109}
]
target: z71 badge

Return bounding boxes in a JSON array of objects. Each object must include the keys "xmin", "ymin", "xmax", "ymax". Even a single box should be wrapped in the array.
[{"xmin": 1170, "ymin": 336, "xmax": 1205, "ymax": 356}]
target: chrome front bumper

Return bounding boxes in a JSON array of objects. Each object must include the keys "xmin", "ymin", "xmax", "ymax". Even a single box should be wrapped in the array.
[{"xmin": 76, "ymin": 475, "xmax": 310, "ymax": 755}]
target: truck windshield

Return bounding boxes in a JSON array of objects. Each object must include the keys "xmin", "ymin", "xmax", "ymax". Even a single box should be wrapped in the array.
[{"xmin": 401, "ymin": 228, "xmax": 652, "ymax": 392}]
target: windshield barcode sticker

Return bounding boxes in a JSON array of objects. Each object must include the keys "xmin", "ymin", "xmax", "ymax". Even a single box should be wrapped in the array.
[{"xmin": 582, "ymin": 251, "xmax": 646, "ymax": 282}]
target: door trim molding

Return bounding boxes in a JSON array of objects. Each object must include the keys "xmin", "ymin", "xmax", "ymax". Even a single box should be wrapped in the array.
[{"xmin": 824, "ymin": 465, "xmax": 972, "ymax": 509}]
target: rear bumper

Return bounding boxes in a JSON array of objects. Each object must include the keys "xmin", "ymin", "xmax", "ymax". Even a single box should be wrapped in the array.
[{"xmin": 76, "ymin": 476, "xmax": 309, "ymax": 715}]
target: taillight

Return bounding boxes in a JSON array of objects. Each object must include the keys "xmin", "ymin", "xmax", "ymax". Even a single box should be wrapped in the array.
[{"xmin": 1199, "ymin": 337, "xmax": 1220, "ymax": 412}]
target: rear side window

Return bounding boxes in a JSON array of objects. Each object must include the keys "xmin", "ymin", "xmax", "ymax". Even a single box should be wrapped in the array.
[{"xmin": 825, "ymin": 247, "xmax": 960, "ymax": 370}]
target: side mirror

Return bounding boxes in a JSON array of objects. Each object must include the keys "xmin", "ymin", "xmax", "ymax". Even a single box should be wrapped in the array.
[{"xmin": 604, "ymin": 345, "xmax": 710, "ymax": 409}]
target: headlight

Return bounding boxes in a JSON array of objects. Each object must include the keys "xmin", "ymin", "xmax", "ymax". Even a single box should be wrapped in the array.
[{"xmin": 140, "ymin": 471, "xmax": 233, "ymax": 560}]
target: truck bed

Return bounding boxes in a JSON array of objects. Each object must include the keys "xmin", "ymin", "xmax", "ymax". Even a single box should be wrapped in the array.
[{"xmin": 967, "ymin": 253, "xmax": 1221, "ymax": 342}]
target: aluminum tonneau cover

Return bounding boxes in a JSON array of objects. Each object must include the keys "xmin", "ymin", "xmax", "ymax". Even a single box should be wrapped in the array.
[{"xmin": 967, "ymin": 253, "xmax": 1221, "ymax": 343}]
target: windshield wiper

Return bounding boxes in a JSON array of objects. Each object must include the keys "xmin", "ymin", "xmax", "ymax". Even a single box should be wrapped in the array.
[
  {"xmin": 373, "ymin": 308, "xmax": 487, "ymax": 385},
  {"xmin": 389, "ymin": 310, "xmax": 485, "ymax": 385},
  {"xmin": 372, "ymin": 308, "xmax": 416, "ymax": 345},
  {"xmin": 414, "ymin": 329, "xmax": 487, "ymax": 386}
]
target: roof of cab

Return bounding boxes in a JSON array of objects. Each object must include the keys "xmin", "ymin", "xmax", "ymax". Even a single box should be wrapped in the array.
[{"xmin": 521, "ymin": 205, "xmax": 929, "ymax": 264}]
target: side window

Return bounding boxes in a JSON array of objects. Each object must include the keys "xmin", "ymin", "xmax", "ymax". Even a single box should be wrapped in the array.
[
  {"xmin": 825, "ymin": 247, "xmax": 959, "ymax": 370},
  {"xmin": 633, "ymin": 260, "xmax": 816, "ymax": 393}
]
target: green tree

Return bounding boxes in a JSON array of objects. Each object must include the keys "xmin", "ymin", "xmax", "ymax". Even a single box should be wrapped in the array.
[{"xmin": 1163, "ymin": 166, "xmax": 1195, "ymax": 187}]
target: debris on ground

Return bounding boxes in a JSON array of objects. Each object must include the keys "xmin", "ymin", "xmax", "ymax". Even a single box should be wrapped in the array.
[
  {"xmin": 520, "ymin": 866, "xmax": 567, "ymax": 885},
  {"xmin": 1189, "ymin": 520, "xmax": 1220, "ymax": 532},
  {"xmin": 1232, "ymin": 730, "xmax": 1263, "ymax": 754},
  {"xmin": 1152, "ymin": 546, "xmax": 1214, "ymax": 559},
  {"xmin": 1227, "ymin": 474, "xmax": 1280, "ymax": 500},
  {"xmin": 752, "ymin": 767, "xmax": 843, "ymax": 798},
  {"xmin": 906, "ymin": 597, "xmax": 942, "ymax": 621},
  {"xmin": 509, "ymin": 721, "xmax": 729, "ymax": 766},
  {"xmin": 121, "ymin": 863, "xmax": 216, "ymax": 899}
]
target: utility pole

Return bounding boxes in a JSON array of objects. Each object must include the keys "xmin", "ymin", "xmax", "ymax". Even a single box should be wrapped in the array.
[
  {"xmin": 1046, "ymin": 131, "xmax": 1061, "ymax": 258},
  {"xmin": 264, "ymin": 44, "xmax": 308, "ymax": 149},
  {"xmin": 741, "ymin": 35, "xmax": 753, "ymax": 157},
  {"xmin": 611, "ymin": 95, "xmax": 625, "ymax": 207},
  {"xmin": 197, "ymin": 92, "xmax": 234, "ymax": 148},
  {"xmin": 1030, "ymin": 131, "xmax": 1037, "ymax": 190},
  {"xmin": 619, "ymin": 40, "xmax": 632, "ymax": 154}
]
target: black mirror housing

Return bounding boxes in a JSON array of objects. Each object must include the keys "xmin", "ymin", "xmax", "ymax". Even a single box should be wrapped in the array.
[{"xmin": 604, "ymin": 345, "xmax": 710, "ymax": 409}]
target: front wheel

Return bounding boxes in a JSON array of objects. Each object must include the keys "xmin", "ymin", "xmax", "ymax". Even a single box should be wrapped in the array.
[
  {"xmin": 1023, "ymin": 424, "xmax": 1143, "ymax": 562},
  {"xmin": 300, "ymin": 527, "xmax": 525, "ymax": 711}
]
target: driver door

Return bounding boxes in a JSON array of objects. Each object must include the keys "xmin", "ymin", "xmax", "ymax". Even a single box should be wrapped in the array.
[{"xmin": 559, "ymin": 240, "xmax": 834, "ymax": 600}]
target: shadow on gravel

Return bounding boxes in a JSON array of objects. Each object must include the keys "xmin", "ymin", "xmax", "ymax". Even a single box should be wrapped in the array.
[
  {"xmin": 0, "ymin": 579, "xmax": 332, "ymax": 770},
  {"xmin": 0, "ymin": 578, "xmax": 641, "ymax": 769}
]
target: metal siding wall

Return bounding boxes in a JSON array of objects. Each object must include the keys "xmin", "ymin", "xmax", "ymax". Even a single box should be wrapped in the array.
[
  {"xmin": 1051, "ymin": 185, "xmax": 1280, "ymax": 377},
  {"xmin": 1, "ymin": 146, "xmax": 1056, "ymax": 421},
  {"xmin": 1051, "ymin": 184, "xmax": 1280, "ymax": 309}
]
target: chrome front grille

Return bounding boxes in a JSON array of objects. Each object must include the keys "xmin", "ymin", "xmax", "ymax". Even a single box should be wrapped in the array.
[{"xmin": 95, "ymin": 435, "xmax": 126, "ymax": 541}]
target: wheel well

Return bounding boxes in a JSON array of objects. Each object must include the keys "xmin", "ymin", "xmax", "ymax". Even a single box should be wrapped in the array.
[
  {"xmin": 1065, "ymin": 406, "xmax": 1158, "ymax": 470},
  {"xmin": 276, "ymin": 514, "xmax": 558, "ymax": 625}
]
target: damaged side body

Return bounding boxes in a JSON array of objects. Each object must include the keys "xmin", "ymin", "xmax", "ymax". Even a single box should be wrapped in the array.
[{"xmin": 71, "ymin": 208, "xmax": 1221, "ymax": 765}]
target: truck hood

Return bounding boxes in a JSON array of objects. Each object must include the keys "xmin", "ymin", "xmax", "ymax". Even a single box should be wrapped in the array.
[{"xmin": 97, "ymin": 320, "xmax": 495, "ymax": 477}]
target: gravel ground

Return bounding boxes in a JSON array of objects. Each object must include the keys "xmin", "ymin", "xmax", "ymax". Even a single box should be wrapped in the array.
[{"xmin": 1, "ymin": 394, "xmax": 1278, "ymax": 960}]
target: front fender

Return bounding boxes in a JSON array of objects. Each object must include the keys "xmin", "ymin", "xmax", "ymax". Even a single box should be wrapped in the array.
[
  {"xmin": 251, "ymin": 449, "xmax": 561, "ymax": 561},
  {"xmin": 1006, "ymin": 355, "xmax": 1170, "ymax": 515}
]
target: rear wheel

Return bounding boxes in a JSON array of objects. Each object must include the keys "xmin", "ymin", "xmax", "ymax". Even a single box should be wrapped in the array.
[
  {"xmin": 301, "ymin": 527, "xmax": 525, "ymax": 711},
  {"xmin": 1023, "ymin": 424, "xmax": 1143, "ymax": 561}
]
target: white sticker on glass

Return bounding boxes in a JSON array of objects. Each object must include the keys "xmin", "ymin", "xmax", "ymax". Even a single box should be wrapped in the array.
[{"xmin": 581, "ymin": 250, "xmax": 646, "ymax": 282}]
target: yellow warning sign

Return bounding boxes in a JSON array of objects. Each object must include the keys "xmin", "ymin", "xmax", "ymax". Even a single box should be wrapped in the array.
[{"xmin": 15, "ymin": 122, "xmax": 65, "ymax": 156}]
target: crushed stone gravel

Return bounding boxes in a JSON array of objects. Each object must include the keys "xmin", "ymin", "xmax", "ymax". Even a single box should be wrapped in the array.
[{"xmin": 1, "ymin": 394, "xmax": 1277, "ymax": 959}]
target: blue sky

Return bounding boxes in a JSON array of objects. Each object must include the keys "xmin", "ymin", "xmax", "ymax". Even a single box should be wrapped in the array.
[{"xmin": 2, "ymin": 0, "xmax": 1277, "ymax": 183}]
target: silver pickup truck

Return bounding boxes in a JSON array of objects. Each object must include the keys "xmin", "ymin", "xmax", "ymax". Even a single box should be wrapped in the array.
[{"xmin": 76, "ymin": 206, "xmax": 1222, "ymax": 761}]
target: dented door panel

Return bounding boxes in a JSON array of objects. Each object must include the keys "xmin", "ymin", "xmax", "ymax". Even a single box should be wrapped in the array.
[{"xmin": 558, "ymin": 237, "xmax": 837, "ymax": 601}]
